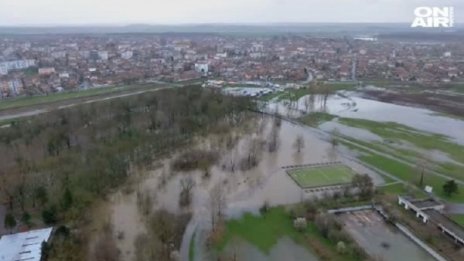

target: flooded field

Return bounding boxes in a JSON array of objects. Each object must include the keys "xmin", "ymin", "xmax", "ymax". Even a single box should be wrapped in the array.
[
  {"xmin": 84, "ymin": 89, "xmax": 464, "ymax": 261},
  {"xmin": 221, "ymin": 237, "xmax": 318, "ymax": 261},
  {"xmin": 339, "ymin": 210, "xmax": 437, "ymax": 261},
  {"xmin": 268, "ymin": 91, "xmax": 464, "ymax": 145},
  {"xmin": 95, "ymin": 115, "xmax": 384, "ymax": 260},
  {"xmin": 80, "ymin": 89, "xmax": 464, "ymax": 261}
]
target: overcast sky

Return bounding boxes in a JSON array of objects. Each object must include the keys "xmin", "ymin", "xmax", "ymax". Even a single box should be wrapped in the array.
[{"xmin": 0, "ymin": 0, "xmax": 462, "ymax": 26}]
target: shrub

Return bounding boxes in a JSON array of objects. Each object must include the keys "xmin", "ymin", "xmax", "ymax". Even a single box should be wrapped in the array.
[
  {"xmin": 336, "ymin": 241, "xmax": 347, "ymax": 254},
  {"xmin": 259, "ymin": 201, "xmax": 270, "ymax": 215},
  {"xmin": 42, "ymin": 206, "xmax": 58, "ymax": 225},
  {"xmin": 293, "ymin": 217, "xmax": 307, "ymax": 231}
]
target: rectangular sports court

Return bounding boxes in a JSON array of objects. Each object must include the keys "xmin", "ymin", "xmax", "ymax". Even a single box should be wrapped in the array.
[{"xmin": 287, "ymin": 163, "xmax": 356, "ymax": 188}]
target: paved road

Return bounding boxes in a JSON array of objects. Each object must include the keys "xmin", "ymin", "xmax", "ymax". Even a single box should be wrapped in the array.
[
  {"xmin": 444, "ymin": 203, "xmax": 464, "ymax": 214},
  {"xmin": 0, "ymin": 85, "xmax": 174, "ymax": 123}
]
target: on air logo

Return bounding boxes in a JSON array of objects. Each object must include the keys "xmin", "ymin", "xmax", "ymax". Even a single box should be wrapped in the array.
[{"xmin": 411, "ymin": 7, "xmax": 454, "ymax": 28}]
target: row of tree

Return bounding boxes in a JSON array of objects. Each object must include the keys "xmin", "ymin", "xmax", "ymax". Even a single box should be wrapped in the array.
[{"xmin": 0, "ymin": 85, "xmax": 254, "ymax": 260}]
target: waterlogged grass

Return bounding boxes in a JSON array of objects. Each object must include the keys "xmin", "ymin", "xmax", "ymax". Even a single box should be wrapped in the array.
[
  {"xmin": 278, "ymin": 88, "xmax": 312, "ymax": 101},
  {"xmin": 334, "ymin": 118, "xmax": 464, "ymax": 183},
  {"xmin": 444, "ymin": 83, "xmax": 464, "ymax": 94},
  {"xmin": 216, "ymin": 207, "xmax": 301, "ymax": 253},
  {"xmin": 260, "ymin": 82, "xmax": 356, "ymax": 102},
  {"xmin": 260, "ymin": 91, "xmax": 284, "ymax": 101},
  {"xmin": 216, "ymin": 207, "xmax": 362, "ymax": 261},
  {"xmin": 326, "ymin": 82, "xmax": 358, "ymax": 91},
  {"xmin": 299, "ymin": 112, "xmax": 336, "ymax": 127},
  {"xmin": 338, "ymin": 118, "xmax": 464, "ymax": 164},
  {"xmin": 360, "ymin": 154, "xmax": 464, "ymax": 202}
]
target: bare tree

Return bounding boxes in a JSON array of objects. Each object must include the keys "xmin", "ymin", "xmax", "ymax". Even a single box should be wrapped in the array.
[
  {"xmin": 91, "ymin": 223, "xmax": 120, "ymax": 261},
  {"xmin": 330, "ymin": 128, "xmax": 340, "ymax": 148},
  {"xmin": 179, "ymin": 176, "xmax": 195, "ymax": 207},
  {"xmin": 293, "ymin": 135, "xmax": 305, "ymax": 153},
  {"xmin": 210, "ymin": 182, "xmax": 226, "ymax": 231},
  {"xmin": 415, "ymin": 155, "xmax": 430, "ymax": 188},
  {"xmin": 326, "ymin": 146, "xmax": 338, "ymax": 162},
  {"xmin": 267, "ymin": 120, "xmax": 280, "ymax": 153}
]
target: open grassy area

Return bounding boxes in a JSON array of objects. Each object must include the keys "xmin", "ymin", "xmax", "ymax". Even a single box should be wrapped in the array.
[
  {"xmin": 326, "ymin": 82, "xmax": 358, "ymax": 91},
  {"xmin": 260, "ymin": 81, "xmax": 357, "ymax": 102},
  {"xmin": 443, "ymin": 83, "xmax": 464, "ymax": 94},
  {"xmin": 287, "ymin": 164, "xmax": 356, "ymax": 188},
  {"xmin": 216, "ymin": 207, "xmax": 362, "ymax": 261},
  {"xmin": 360, "ymin": 153, "xmax": 464, "ymax": 202},
  {"xmin": 0, "ymin": 84, "xmax": 155, "ymax": 111},
  {"xmin": 450, "ymin": 215, "xmax": 464, "ymax": 227},
  {"xmin": 216, "ymin": 207, "xmax": 301, "ymax": 253},
  {"xmin": 333, "ymin": 118, "xmax": 464, "ymax": 185},
  {"xmin": 189, "ymin": 231, "xmax": 196, "ymax": 261},
  {"xmin": 379, "ymin": 182, "xmax": 427, "ymax": 198}
]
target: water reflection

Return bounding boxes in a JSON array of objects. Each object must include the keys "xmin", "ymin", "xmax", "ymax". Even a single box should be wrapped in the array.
[{"xmin": 267, "ymin": 91, "xmax": 464, "ymax": 145}]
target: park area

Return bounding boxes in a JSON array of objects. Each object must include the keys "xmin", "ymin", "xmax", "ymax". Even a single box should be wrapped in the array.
[{"xmin": 287, "ymin": 164, "xmax": 357, "ymax": 188}]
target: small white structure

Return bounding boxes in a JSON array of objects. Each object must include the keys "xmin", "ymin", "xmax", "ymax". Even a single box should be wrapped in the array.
[
  {"xmin": 0, "ymin": 227, "xmax": 53, "ymax": 261},
  {"xmin": 425, "ymin": 186, "xmax": 433, "ymax": 193},
  {"xmin": 194, "ymin": 63, "xmax": 208, "ymax": 76}
]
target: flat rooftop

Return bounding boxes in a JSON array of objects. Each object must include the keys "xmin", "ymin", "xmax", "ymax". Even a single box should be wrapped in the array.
[
  {"xmin": 412, "ymin": 199, "xmax": 443, "ymax": 209},
  {"xmin": 399, "ymin": 196, "xmax": 444, "ymax": 210},
  {"xmin": 0, "ymin": 227, "xmax": 53, "ymax": 261},
  {"xmin": 424, "ymin": 209, "xmax": 464, "ymax": 241}
]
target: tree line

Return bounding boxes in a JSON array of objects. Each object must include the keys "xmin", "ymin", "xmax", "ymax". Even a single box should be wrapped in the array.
[{"xmin": 0, "ymin": 85, "xmax": 254, "ymax": 259}]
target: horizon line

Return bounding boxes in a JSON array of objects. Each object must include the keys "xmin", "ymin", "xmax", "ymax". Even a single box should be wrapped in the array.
[{"xmin": 0, "ymin": 22, "xmax": 428, "ymax": 28}]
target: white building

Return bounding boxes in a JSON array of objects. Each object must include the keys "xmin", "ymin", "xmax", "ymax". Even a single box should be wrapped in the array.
[
  {"xmin": 0, "ymin": 227, "xmax": 53, "ymax": 261},
  {"xmin": 194, "ymin": 63, "xmax": 209, "ymax": 76},
  {"xmin": 38, "ymin": 67, "xmax": 56, "ymax": 75},
  {"xmin": 0, "ymin": 65, "xmax": 7, "ymax": 76},
  {"xmin": 98, "ymin": 51, "xmax": 109, "ymax": 61},
  {"xmin": 121, "ymin": 51, "xmax": 133, "ymax": 60},
  {"xmin": 0, "ymin": 59, "xmax": 36, "ymax": 75}
]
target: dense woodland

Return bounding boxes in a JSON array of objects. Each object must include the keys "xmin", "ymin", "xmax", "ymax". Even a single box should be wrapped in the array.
[{"xmin": 0, "ymin": 85, "xmax": 254, "ymax": 259}]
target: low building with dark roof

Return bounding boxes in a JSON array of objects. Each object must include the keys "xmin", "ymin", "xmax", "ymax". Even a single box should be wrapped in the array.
[{"xmin": 398, "ymin": 195, "xmax": 464, "ymax": 246}]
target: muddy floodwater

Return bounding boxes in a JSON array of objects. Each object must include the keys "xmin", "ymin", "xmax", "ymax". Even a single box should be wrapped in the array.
[
  {"xmin": 99, "ymin": 116, "xmax": 384, "ymax": 260},
  {"xmin": 339, "ymin": 210, "xmax": 436, "ymax": 261},
  {"xmin": 222, "ymin": 237, "xmax": 318, "ymax": 261},
  {"xmin": 84, "ymin": 90, "xmax": 464, "ymax": 260},
  {"xmin": 268, "ymin": 91, "xmax": 464, "ymax": 145}
]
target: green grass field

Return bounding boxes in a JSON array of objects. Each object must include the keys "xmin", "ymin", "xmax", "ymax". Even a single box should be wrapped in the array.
[
  {"xmin": 450, "ymin": 214, "xmax": 464, "ymax": 227},
  {"xmin": 215, "ymin": 207, "xmax": 361, "ymax": 261},
  {"xmin": 0, "ymin": 84, "xmax": 164, "ymax": 112},
  {"xmin": 287, "ymin": 164, "xmax": 356, "ymax": 188}
]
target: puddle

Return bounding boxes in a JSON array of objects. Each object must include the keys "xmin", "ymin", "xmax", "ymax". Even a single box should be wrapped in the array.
[{"xmin": 221, "ymin": 237, "xmax": 319, "ymax": 261}]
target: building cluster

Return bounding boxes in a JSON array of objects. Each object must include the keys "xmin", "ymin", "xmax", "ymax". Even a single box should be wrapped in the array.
[{"xmin": 0, "ymin": 34, "xmax": 463, "ymax": 98}]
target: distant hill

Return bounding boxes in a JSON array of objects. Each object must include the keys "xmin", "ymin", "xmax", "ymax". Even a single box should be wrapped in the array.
[{"xmin": 0, "ymin": 23, "xmax": 448, "ymax": 35}]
